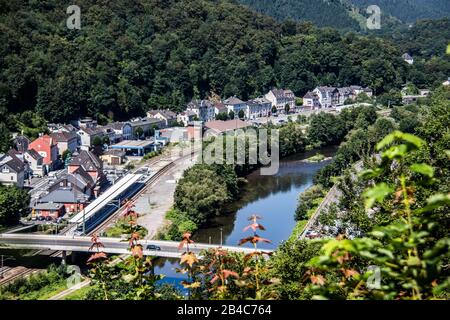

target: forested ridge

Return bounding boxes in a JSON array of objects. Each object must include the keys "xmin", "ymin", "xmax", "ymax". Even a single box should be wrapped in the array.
[
  {"xmin": 0, "ymin": 0, "xmax": 441, "ymax": 127},
  {"xmin": 239, "ymin": 0, "xmax": 450, "ymax": 28}
]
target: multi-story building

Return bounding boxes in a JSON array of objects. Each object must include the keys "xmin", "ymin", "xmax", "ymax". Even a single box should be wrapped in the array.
[
  {"xmin": 265, "ymin": 89, "xmax": 295, "ymax": 113},
  {"xmin": 68, "ymin": 150, "xmax": 103, "ymax": 186},
  {"xmin": 0, "ymin": 151, "xmax": 25, "ymax": 188},
  {"xmin": 51, "ymin": 132, "xmax": 79, "ymax": 156},
  {"xmin": 313, "ymin": 87, "xmax": 339, "ymax": 108},
  {"xmin": 28, "ymin": 135, "xmax": 59, "ymax": 171},
  {"xmin": 77, "ymin": 127, "xmax": 105, "ymax": 150},
  {"xmin": 303, "ymin": 91, "xmax": 320, "ymax": 108},
  {"xmin": 147, "ymin": 110, "xmax": 178, "ymax": 127},
  {"xmin": 24, "ymin": 149, "xmax": 45, "ymax": 177},
  {"xmin": 245, "ymin": 97, "xmax": 272, "ymax": 119},
  {"xmin": 186, "ymin": 100, "xmax": 216, "ymax": 122},
  {"xmin": 223, "ymin": 96, "xmax": 247, "ymax": 118}
]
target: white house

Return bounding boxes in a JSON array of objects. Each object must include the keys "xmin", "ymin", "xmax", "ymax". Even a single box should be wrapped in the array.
[
  {"xmin": 177, "ymin": 111, "xmax": 198, "ymax": 126},
  {"xmin": 223, "ymin": 96, "xmax": 248, "ymax": 118},
  {"xmin": 402, "ymin": 53, "xmax": 414, "ymax": 65},
  {"xmin": 186, "ymin": 100, "xmax": 216, "ymax": 122},
  {"xmin": 77, "ymin": 127, "xmax": 105, "ymax": 150},
  {"xmin": 24, "ymin": 149, "xmax": 45, "ymax": 177},
  {"xmin": 147, "ymin": 110, "xmax": 178, "ymax": 127},
  {"xmin": 313, "ymin": 87, "xmax": 339, "ymax": 108},
  {"xmin": 0, "ymin": 151, "xmax": 25, "ymax": 188},
  {"xmin": 264, "ymin": 89, "xmax": 295, "ymax": 113},
  {"xmin": 245, "ymin": 97, "xmax": 272, "ymax": 119},
  {"xmin": 303, "ymin": 91, "xmax": 320, "ymax": 108}
]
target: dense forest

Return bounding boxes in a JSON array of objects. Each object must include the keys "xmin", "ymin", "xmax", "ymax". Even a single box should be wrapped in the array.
[
  {"xmin": 240, "ymin": 0, "xmax": 450, "ymax": 29},
  {"xmin": 351, "ymin": 0, "xmax": 450, "ymax": 23},
  {"xmin": 1, "ymin": 0, "xmax": 445, "ymax": 132},
  {"xmin": 238, "ymin": 0, "xmax": 361, "ymax": 30}
]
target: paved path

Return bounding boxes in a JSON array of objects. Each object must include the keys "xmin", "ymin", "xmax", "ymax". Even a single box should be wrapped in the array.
[{"xmin": 135, "ymin": 152, "xmax": 199, "ymax": 239}]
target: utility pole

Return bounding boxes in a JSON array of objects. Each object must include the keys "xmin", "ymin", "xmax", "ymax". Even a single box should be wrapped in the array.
[
  {"xmin": 220, "ymin": 227, "xmax": 223, "ymax": 247},
  {"xmin": 0, "ymin": 255, "xmax": 15, "ymax": 279},
  {"xmin": 82, "ymin": 208, "xmax": 86, "ymax": 235}
]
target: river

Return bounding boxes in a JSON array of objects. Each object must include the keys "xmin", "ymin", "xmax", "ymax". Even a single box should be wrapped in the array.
[{"xmin": 153, "ymin": 146, "xmax": 337, "ymax": 287}]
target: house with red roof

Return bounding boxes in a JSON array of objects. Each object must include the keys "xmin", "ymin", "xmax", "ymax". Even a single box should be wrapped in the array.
[{"xmin": 28, "ymin": 134, "xmax": 58, "ymax": 171}]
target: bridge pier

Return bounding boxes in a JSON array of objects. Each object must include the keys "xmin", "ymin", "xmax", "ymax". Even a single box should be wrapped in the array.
[
  {"xmin": 61, "ymin": 250, "xmax": 67, "ymax": 266},
  {"xmin": 71, "ymin": 251, "xmax": 77, "ymax": 264}
]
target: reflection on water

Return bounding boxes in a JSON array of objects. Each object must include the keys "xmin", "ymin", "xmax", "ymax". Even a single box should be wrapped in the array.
[{"xmin": 154, "ymin": 146, "xmax": 337, "ymax": 281}]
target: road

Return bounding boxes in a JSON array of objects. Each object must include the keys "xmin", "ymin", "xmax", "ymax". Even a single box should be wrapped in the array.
[
  {"xmin": 299, "ymin": 160, "xmax": 365, "ymax": 240},
  {"xmin": 0, "ymin": 234, "xmax": 265, "ymax": 259},
  {"xmin": 135, "ymin": 153, "xmax": 199, "ymax": 239}
]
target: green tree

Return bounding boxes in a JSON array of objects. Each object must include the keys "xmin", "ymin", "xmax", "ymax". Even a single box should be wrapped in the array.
[
  {"xmin": 0, "ymin": 123, "xmax": 12, "ymax": 153},
  {"xmin": 284, "ymin": 104, "xmax": 290, "ymax": 114},
  {"xmin": 0, "ymin": 186, "xmax": 30, "ymax": 227},
  {"xmin": 238, "ymin": 109, "xmax": 245, "ymax": 119}
]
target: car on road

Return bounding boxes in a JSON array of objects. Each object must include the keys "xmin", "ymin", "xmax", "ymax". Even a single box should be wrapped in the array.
[{"xmin": 146, "ymin": 244, "xmax": 161, "ymax": 251}]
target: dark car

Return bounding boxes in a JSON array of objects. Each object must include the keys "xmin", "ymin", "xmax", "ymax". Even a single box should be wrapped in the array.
[{"xmin": 146, "ymin": 244, "xmax": 161, "ymax": 251}]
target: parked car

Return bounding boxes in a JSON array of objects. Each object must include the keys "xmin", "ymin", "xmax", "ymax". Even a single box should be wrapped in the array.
[{"xmin": 146, "ymin": 244, "xmax": 161, "ymax": 251}]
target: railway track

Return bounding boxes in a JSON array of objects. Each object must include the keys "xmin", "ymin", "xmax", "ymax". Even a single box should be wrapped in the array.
[
  {"xmin": 0, "ymin": 266, "xmax": 41, "ymax": 287},
  {"xmin": 1, "ymin": 150, "xmax": 198, "ymax": 285},
  {"xmin": 89, "ymin": 161, "xmax": 176, "ymax": 235}
]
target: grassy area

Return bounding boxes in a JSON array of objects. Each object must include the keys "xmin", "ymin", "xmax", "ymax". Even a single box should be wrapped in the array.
[
  {"xmin": 104, "ymin": 217, "xmax": 148, "ymax": 238},
  {"xmin": 289, "ymin": 196, "xmax": 324, "ymax": 241},
  {"xmin": 289, "ymin": 220, "xmax": 309, "ymax": 241},
  {"xmin": 0, "ymin": 265, "xmax": 75, "ymax": 300},
  {"xmin": 64, "ymin": 285, "xmax": 92, "ymax": 300},
  {"xmin": 305, "ymin": 153, "xmax": 326, "ymax": 162}
]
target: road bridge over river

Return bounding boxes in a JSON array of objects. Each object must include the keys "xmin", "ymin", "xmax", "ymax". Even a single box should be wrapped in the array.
[{"xmin": 0, "ymin": 234, "xmax": 269, "ymax": 259}]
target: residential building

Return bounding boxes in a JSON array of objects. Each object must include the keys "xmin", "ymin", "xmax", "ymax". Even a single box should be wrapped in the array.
[
  {"xmin": 48, "ymin": 123, "xmax": 78, "ymax": 133},
  {"xmin": 100, "ymin": 149, "xmax": 126, "ymax": 166},
  {"xmin": 24, "ymin": 149, "xmax": 45, "ymax": 177},
  {"xmin": 13, "ymin": 135, "xmax": 30, "ymax": 154},
  {"xmin": 51, "ymin": 132, "xmax": 79, "ymax": 156},
  {"xmin": 32, "ymin": 203, "xmax": 65, "ymax": 220},
  {"xmin": 443, "ymin": 77, "xmax": 450, "ymax": 86},
  {"xmin": 265, "ymin": 89, "xmax": 295, "ymax": 113},
  {"xmin": 402, "ymin": 53, "xmax": 414, "ymax": 65},
  {"xmin": 48, "ymin": 170, "xmax": 94, "ymax": 198},
  {"xmin": 28, "ymin": 135, "xmax": 58, "ymax": 171},
  {"xmin": 147, "ymin": 110, "xmax": 178, "ymax": 127},
  {"xmin": 129, "ymin": 117, "xmax": 166, "ymax": 138},
  {"xmin": 77, "ymin": 127, "xmax": 105, "ymax": 150},
  {"xmin": 303, "ymin": 91, "xmax": 320, "ymax": 108},
  {"xmin": 100, "ymin": 122, "xmax": 133, "ymax": 143},
  {"xmin": 0, "ymin": 151, "xmax": 25, "ymax": 187},
  {"xmin": 214, "ymin": 102, "xmax": 228, "ymax": 116},
  {"xmin": 38, "ymin": 188, "xmax": 90, "ymax": 215},
  {"xmin": 68, "ymin": 150, "xmax": 103, "ymax": 185},
  {"xmin": 177, "ymin": 111, "xmax": 198, "ymax": 127},
  {"xmin": 313, "ymin": 87, "xmax": 339, "ymax": 108},
  {"xmin": 186, "ymin": 100, "xmax": 216, "ymax": 122},
  {"xmin": 245, "ymin": 97, "xmax": 272, "ymax": 119},
  {"xmin": 204, "ymin": 119, "xmax": 252, "ymax": 137},
  {"xmin": 77, "ymin": 117, "xmax": 98, "ymax": 129},
  {"xmin": 223, "ymin": 96, "xmax": 248, "ymax": 117},
  {"xmin": 337, "ymin": 87, "xmax": 353, "ymax": 105}
]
